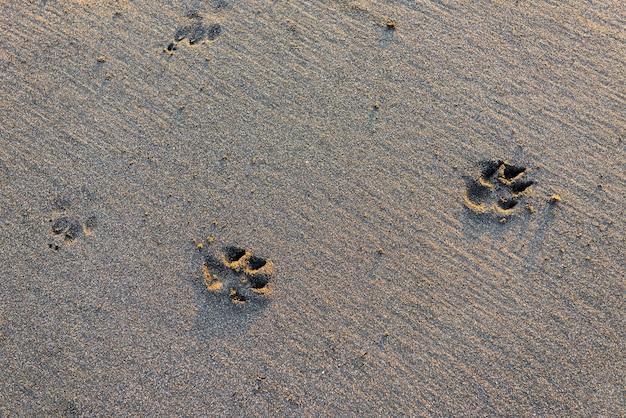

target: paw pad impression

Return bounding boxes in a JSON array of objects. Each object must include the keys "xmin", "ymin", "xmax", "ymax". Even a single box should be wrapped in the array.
[
  {"xmin": 201, "ymin": 245, "xmax": 274, "ymax": 304},
  {"xmin": 165, "ymin": 11, "xmax": 222, "ymax": 53},
  {"xmin": 49, "ymin": 214, "xmax": 97, "ymax": 247},
  {"xmin": 464, "ymin": 160, "xmax": 534, "ymax": 216}
]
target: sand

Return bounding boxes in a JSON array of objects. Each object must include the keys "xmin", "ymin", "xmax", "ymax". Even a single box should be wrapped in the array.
[{"xmin": 0, "ymin": 0, "xmax": 624, "ymax": 416}]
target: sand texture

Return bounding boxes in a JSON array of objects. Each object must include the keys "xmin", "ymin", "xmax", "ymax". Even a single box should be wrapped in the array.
[{"xmin": 1, "ymin": 0, "xmax": 625, "ymax": 416}]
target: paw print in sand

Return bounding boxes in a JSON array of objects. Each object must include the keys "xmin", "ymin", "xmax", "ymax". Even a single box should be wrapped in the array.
[
  {"xmin": 201, "ymin": 244, "xmax": 274, "ymax": 304},
  {"xmin": 49, "ymin": 215, "xmax": 97, "ymax": 249},
  {"xmin": 165, "ymin": 11, "xmax": 222, "ymax": 53},
  {"xmin": 463, "ymin": 160, "xmax": 534, "ymax": 217}
]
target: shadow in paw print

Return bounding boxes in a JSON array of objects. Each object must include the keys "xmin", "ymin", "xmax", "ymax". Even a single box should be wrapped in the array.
[
  {"xmin": 166, "ymin": 11, "xmax": 222, "ymax": 53},
  {"xmin": 463, "ymin": 159, "xmax": 534, "ymax": 219},
  {"xmin": 189, "ymin": 241, "xmax": 275, "ymax": 339}
]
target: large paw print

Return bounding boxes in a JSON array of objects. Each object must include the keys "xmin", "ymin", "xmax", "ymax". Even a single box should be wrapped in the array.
[
  {"xmin": 200, "ymin": 244, "xmax": 274, "ymax": 304},
  {"xmin": 463, "ymin": 160, "xmax": 534, "ymax": 216}
]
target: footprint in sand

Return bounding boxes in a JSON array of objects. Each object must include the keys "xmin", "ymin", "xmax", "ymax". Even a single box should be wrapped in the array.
[
  {"xmin": 165, "ymin": 11, "xmax": 222, "ymax": 53},
  {"xmin": 199, "ymin": 242, "xmax": 275, "ymax": 304},
  {"xmin": 48, "ymin": 201, "xmax": 97, "ymax": 249},
  {"xmin": 463, "ymin": 160, "xmax": 535, "ymax": 218}
]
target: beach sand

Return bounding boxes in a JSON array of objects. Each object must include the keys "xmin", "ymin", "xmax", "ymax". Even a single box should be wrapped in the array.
[{"xmin": 1, "ymin": 0, "xmax": 624, "ymax": 415}]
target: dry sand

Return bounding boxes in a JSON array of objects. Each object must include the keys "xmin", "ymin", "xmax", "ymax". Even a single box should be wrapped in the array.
[{"xmin": 1, "ymin": 0, "xmax": 625, "ymax": 416}]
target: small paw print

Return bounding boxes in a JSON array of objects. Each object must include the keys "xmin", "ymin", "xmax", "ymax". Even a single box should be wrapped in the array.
[
  {"xmin": 49, "ymin": 215, "xmax": 97, "ymax": 248},
  {"xmin": 165, "ymin": 11, "xmax": 222, "ymax": 53}
]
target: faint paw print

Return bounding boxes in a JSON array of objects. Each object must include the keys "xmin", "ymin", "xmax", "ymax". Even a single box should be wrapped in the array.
[{"xmin": 165, "ymin": 11, "xmax": 222, "ymax": 53}]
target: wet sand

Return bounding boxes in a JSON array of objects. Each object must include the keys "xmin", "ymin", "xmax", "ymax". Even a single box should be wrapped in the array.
[{"xmin": 0, "ymin": 0, "xmax": 624, "ymax": 416}]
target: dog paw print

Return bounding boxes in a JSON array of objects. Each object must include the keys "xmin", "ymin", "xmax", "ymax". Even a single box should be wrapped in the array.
[
  {"xmin": 165, "ymin": 11, "xmax": 222, "ymax": 53},
  {"xmin": 463, "ymin": 160, "xmax": 534, "ymax": 216},
  {"xmin": 200, "ymin": 244, "xmax": 275, "ymax": 304},
  {"xmin": 48, "ymin": 214, "xmax": 97, "ymax": 249}
]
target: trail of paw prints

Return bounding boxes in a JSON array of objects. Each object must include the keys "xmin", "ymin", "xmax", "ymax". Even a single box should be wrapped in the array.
[
  {"xmin": 199, "ymin": 242, "xmax": 275, "ymax": 305},
  {"xmin": 165, "ymin": 11, "xmax": 222, "ymax": 53},
  {"xmin": 48, "ymin": 214, "xmax": 97, "ymax": 249},
  {"xmin": 463, "ymin": 160, "xmax": 535, "ymax": 218}
]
